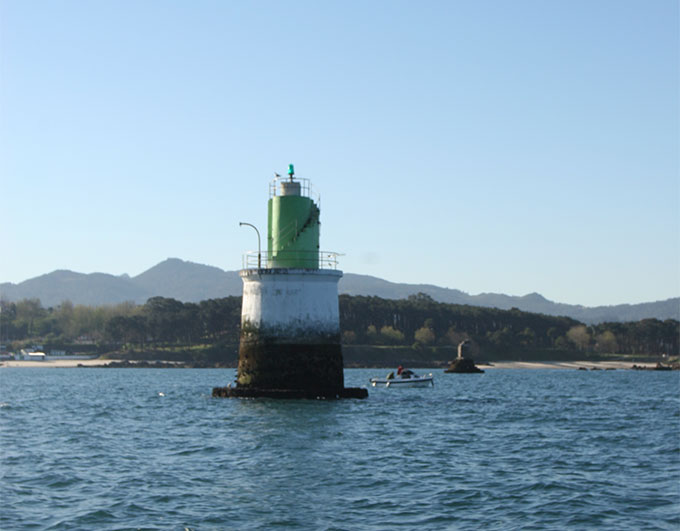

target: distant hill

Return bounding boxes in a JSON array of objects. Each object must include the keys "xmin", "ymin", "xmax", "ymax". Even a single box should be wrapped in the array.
[
  {"xmin": 0, "ymin": 270, "xmax": 151, "ymax": 307},
  {"xmin": 1, "ymin": 258, "xmax": 677, "ymax": 324},
  {"xmin": 339, "ymin": 273, "xmax": 680, "ymax": 324},
  {"xmin": 0, "ymin": 259, "xmax": 241, "ymax": 307},
  {"xmin": 130, "ymin": 259, "xmax": 241, "ymax": 302}
]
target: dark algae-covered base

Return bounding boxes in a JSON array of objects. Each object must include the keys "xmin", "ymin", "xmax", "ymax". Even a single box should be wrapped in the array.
[
  {"xmin": 212, "ymin": 339, "xmax": 368, "ymax": 399},
  {"xmin": 236, "ymin": 340, "xmax": 344, "ymax": 389}
]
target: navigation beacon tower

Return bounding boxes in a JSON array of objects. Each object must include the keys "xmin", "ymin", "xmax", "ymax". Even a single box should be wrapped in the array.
[{"xmin": 213, "ymin": 164, "xmax": 367, "ymax": 399}]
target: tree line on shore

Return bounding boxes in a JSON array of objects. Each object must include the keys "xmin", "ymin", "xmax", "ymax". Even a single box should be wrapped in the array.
[{"xmin": 1, "ymin": 294, "xmax": 678, "ymax": 359}]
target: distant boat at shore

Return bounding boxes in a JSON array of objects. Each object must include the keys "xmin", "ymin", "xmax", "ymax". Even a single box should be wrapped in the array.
[{"xmin": 14, "ymin": 349, "xmax": 98, "ymax": 362}]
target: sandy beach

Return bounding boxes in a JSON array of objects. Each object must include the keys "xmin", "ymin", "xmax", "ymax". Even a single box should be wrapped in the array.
[{"xmin": 0, "ymin": 359, "xmax": 659, "ymax": 370}]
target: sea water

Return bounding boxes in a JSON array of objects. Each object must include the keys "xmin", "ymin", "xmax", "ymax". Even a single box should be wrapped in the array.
[{"xmin": 1, "ymin": 368, "xmax": 678, "ymax": 530}]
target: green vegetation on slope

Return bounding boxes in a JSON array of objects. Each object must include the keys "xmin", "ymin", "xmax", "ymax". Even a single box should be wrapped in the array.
[{"xmin": 1, "ymin": 294, "xmax": 677, "ymax": 366}]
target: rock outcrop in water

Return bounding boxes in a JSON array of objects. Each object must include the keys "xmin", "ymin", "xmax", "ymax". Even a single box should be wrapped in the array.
[
  {"xmin": 80, "ymin": 360, "xmax": 188, "ymax": 369},
  {"xmin": 444, "ymin": 340, "xmax": 485, "ymax": 373},
  {"xmin": 444, "ymin": 357, "xmax": 485, "ymax": 373},
  {"xmin": 631, "ymin": 362, "xmax": 679, "ymax": 371}
]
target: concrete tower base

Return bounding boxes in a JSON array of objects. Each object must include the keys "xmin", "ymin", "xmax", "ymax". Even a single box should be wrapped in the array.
[{"xmin": 212, "ymin": 268, "xmax": 367, "ymax": 399}]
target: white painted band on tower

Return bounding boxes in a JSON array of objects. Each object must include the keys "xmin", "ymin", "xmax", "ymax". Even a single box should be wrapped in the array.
[{"xmin": 240, "ymin": 268, "xmax": 342, "ymax": 338}]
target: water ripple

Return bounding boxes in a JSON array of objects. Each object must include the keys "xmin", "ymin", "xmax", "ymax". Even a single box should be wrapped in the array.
[{"xmin": 0, "ymin": 368, "xmax": 678, "ymax": 529}]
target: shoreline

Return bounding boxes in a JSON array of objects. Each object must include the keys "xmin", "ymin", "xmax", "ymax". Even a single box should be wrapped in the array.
[
  {"xmin": 1, "ymin": 359, "xmax": 125, "ymax": 368},
  {"xmin": 0, "ymin": 359, "xmax": 663, "ymax": 370},
  {"xmin": 477, "ymin": 361, "xmax": 658, "ymax": 370}
]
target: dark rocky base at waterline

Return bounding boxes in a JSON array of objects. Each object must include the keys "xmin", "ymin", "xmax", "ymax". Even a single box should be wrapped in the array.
[
  {"xmin": 237, "ymin": 340, "xmax": 344, "ymax": 389},
  {"xmin": 631, "ymin": 362, "xmax": 679, "ymax": 371},
  {"xmin": 77, "ymin": 360, "xmax": 231, "ymax": 369},
  {"xmin": 212, "ymin": 386, "xmax": 368, "ymax": 399},
  {"xmin": 79, "ymin": 360, "xmax": 190, "ymax": 369},
  {"xmin": 444, "ymin": 358, "xmax": 484, "ymax": 373}
]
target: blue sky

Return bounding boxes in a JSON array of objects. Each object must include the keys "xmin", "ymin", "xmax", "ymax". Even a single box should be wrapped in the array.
[{"xmin": 1, "ymin": 0, "xmax": 678, "ymax": 307}]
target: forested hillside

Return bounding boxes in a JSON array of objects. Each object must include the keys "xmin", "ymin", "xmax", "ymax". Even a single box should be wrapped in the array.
[{"xmin": 1, "ymin": 295, "xmax": 677, "ymax": 364}]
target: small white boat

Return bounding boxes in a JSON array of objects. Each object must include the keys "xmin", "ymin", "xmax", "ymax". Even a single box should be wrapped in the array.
[{"xmin": 370, "ymin": 369, "xmax": 434, "ymax": 388}]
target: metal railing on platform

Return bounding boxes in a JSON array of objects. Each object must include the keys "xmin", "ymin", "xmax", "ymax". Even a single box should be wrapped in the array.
[
  {"xmin": 242, "ymin": 250, "xmax": 341, "ymax": 270},
  {"xmin": 269, "ymin": 176, "xmax": 320, "ymax": 205}
]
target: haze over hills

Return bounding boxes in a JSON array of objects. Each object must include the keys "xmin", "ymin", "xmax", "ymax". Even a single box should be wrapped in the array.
[{"xmin": 1, "ymin": 258, "xmax": 677, "ymax": 324}]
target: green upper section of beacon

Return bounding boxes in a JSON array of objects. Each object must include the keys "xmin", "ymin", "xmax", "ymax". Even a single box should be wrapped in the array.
[{"xmin": 267, "ymin": 166, "xmax": 320, "ymax": 269}]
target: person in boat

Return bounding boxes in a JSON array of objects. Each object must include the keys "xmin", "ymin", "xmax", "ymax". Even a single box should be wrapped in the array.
[{"xmin": 396, "ymin": 365, "xmax": 414, "ymax": 379}]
